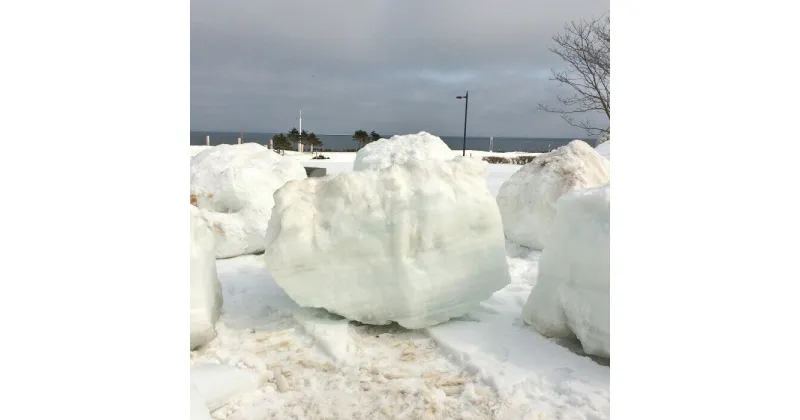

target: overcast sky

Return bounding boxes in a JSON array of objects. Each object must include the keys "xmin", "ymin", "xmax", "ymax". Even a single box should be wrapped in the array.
[{"xmin": 191, "ymin": 0, "xmax": 609, "ymax": 137}]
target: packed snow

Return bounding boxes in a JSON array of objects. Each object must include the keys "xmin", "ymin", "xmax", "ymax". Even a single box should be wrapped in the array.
[
  {"xmin": 263, "ymin": 157, "xmax": 510, "ymax": 329},
  {"xmin": 191, "ymin": 205, "xmax": 222, "ymax": 350},
  {"xmin": 189, "ymin": 147, "xmax": 610, "ymax": 419},
  {"xmin": 190, "ymin": 143, "xmax": 307, "ymax": 258},
  {"xmin": 352, "ymin": 131, "xmax": 454, "ymax": 171},
  {"xmin": 496, "ymin": 140, "xmax": 610, "ymax": 250},
  {"xmin": 522, "ymin": 184, "xmax": 610, "ymax": 358},
  {"xmin": 595, "ymin": 141, "xmax": 610, "ymax": 160}
]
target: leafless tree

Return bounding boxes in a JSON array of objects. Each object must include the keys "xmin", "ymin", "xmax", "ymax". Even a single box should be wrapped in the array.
[{"xmin": 539, "ymin": 14, "xmax": 610, "ymax": 136}]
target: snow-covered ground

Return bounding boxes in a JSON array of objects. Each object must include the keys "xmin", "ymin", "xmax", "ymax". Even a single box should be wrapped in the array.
[
  {"xmin": 190, "ymin": 155, "xmax": 609, "ymax": 420},
  {"xmin": 191, "ymin": 145, "xmax": 539, "ymax": 165}
]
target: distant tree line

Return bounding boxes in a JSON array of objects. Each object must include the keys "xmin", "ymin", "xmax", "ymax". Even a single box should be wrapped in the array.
[
  {"xmin": 352, "ymin": 130, "xmax": 382, "ymax": 149},
  {"xmin": 271, "ymin": 127, "xmax": 322, "ymax": 151},
  {"xmin": 270, "ymin": 128, "xmax": 384, "ymax": 151}
]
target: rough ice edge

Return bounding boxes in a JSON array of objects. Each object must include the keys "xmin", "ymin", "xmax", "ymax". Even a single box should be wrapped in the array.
[
  {"xmin": 522, "ymin": 184, "xmax": 610, "ymax": 358},
  {"xmin": 496, "ymin": 139, "xmax": 610, "ymax": 250},
  {"xmin": 191, "ymin": 205, "xmax": 222, "ymax": 350},
  {"xmin": 264, "ymin": 156, "xmax": 510, "ymax": 329},
  {"xmin": 190, "ymin": 143, "xmax": 307, "ymax": 258}
]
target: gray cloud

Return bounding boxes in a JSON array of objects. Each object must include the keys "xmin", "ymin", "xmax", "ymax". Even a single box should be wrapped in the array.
[{"xmin": 191, "ymin": 0, "xmax": 609, "ymax": 137}]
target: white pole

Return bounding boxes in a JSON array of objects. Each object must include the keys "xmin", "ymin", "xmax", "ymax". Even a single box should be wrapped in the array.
[
  {"xmin": 238, "ymin": 137, "xmax": 242, "ymax": 145},
  {"xmin": 206, "ymin": 135, "xmax": 210, "ymax": 147},
  {"xmin": 298, "ymin": 110, "xmax": 303, "ymax": 153},
  {"xmin": 270, "ymin": 138, "xmax": 274, "ymax": 149}
]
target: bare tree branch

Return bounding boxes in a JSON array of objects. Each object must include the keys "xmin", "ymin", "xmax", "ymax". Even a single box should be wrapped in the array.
[{"xmin": 538, "ymin": 14, "xmax": 610, "ymax": 137}]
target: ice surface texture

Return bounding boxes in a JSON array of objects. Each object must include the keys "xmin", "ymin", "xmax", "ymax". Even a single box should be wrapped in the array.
[
  {"xmin": 353, "ymin": 131, "xmax": 453, "ymax": 171},
  {"xmin": 263, "ymin": 157, "xmax": 511, "ymax": 329},
  {"xmin": 190, "ymin": 143, "xmax": 307, "ymax": 258},
  {"xmin": 190, "ymin": 205, "xmax": 223, "ymax": 350},
  {"xmin": 190, "ymin": 382, "xmax": 213, "ymax": 420},
  {"xmin": 496, "ymin": 140, "xmax": 610, "ymax": 250},
  {"xmin": 522, "ymin": 184, "xmax": 610, "ymax": 358},
  {"xmin": 191, "ymin": 363, "xmax": 262, "ymax": 411}
]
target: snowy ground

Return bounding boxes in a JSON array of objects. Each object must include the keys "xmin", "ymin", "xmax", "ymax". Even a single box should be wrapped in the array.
[
  {"xmin": 190, "ymin": 151, "xmax": 609, "ymax": 420},
  {"xmin": 191, "ymin": 146, "xmax": 539, "ymax": 164}
]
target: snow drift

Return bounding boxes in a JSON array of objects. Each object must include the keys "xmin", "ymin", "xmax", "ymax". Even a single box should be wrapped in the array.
[
  {"xmin": 352, "ymin": 131, "xmax": 453, "ymax": 171},
  {"xmin": 595, "ymin": 141, "xmax": 610, "ymax": 160},
  {"xmin": 263, "ymin": 157, "xmax": 511, "ymax": 329},
  {"xmin": 190, "ymin": 143, "xmax": 307, "ymax": 258},
  {"xmin": 190, "ymin": 205, "xmax": 222, "ymax": 350},
  {"xmin": 522, "ymin": 184, "xmax": 610, "ymax": 358},
  {"xmin": 496, "ymin": 140, "xmax": 610, "ymax": 250}
]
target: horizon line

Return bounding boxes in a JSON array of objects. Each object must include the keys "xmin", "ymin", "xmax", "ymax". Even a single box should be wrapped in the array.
[{"xmin": 189, "ymin": 130, "xmax": 586, "ymax": 139}]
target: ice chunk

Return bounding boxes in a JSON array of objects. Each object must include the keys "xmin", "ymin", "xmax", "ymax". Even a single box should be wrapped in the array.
[
  {"xmin": 190, "ymin": 205, "xmax": 222, "ymax": 350},
  {"xmin": 190, "ymin": 143, "xmax": 307, "ymax": 258},
  {"xmin": 595, "ymin": 140, "xmax": 610, "ymax": 160},
  {"xmin": 191, "ymin": 363, "xmax": 262, "ymax": 411},
  {"xmin": 264, "ymin": 157, "xmax": 510, "ymax": 329},
  {"xmin": 522, "ymin": 184, "xmax": 610, "ymax": 358},
  {"xmin": 190, "ymin": 382, "xmax": 213, "ymax": 420},
  {"xmin": 496, "ymin": 140, "xmax": 609, "ymax": 250},
  {"xmin": 353, "ymin": 131, "xmax": 453, "ymax": 171}
]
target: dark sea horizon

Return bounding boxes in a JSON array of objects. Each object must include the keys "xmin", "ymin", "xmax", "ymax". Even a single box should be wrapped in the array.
[{"xmin": 190, "ymin": 131, "xmax": 597, "ymax": 153}]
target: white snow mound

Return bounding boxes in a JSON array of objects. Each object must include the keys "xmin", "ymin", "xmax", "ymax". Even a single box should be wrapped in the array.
[
  {"xmin": 352, "ymin": 131, "xmax": 453, "ymax": 171},
  {"xmin": 595, "ymin": 140, "xmax": 610, "ymax": 160},
  {"xmin": 496, "ymin": 140, "xmax": 610, "ymax": 250},
  {"xmin": 190, "ymin": 143, "xmax": 307, "ymax": 258},
  {"xmin": 190, "ymin": 363, "xmax": 262, "ymax": 411},
  {"xmin": 522, "ymin": 184, "xmax": 610, "ymax": 358},
  {"xmin": 264, "ymin": 157, "xmax": 511, "ymax": 329},
  {"xmin": 190, "ymin": 205, "xmax": 222, "ymax": 350}
]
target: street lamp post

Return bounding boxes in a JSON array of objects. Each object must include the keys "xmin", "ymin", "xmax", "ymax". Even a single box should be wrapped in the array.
[{"xmin": 456, "ymin": 91, "xmax": 469, "ymax": 156}]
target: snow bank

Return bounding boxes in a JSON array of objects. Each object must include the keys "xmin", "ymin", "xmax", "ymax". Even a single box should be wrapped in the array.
[
  {"xmin": 595, "ymin": 140, "xmax": 610, "ymax": 160},
  {"xmin": 352, "ymin": 131, "xmax": 453, "ymax": 171},
  {"xmin": 190, "ymin": 363, "xmax": 262, "ymax": 411},
  {"xmin": 496, "ymin": 140, "xmax": 610, "ymax": 250},
  {"xmin": 263, "ymin": 157, "xmax": 510, "ymax": 329},
  {"xmin": 191, "ymin": 205, "xmax": 222, "ymax": 350},
  {"xmin": 190, "ymin": 143, "xmax": 307, "ymax": 258},
  {"xmin": 522, "ymin": 184, "xmax": 610, "ymax": 358}
]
